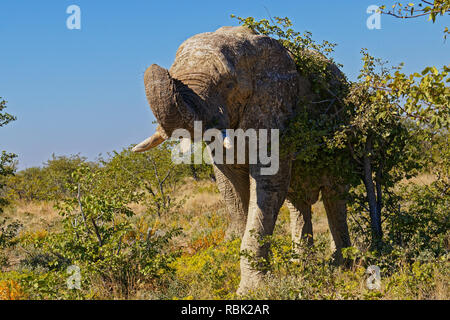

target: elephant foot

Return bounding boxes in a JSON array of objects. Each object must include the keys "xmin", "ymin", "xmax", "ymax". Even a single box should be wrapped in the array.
[
  {"xmin": 236, "ymin": 270, "xmax": 265, "ymax": 296},
  {"xmin": 330, "ymin": 250, "xmax": 343, "ymax": 266},
  {"xmin": 330, "ymin": 249, "xmax": 351, "ymax": 268}
]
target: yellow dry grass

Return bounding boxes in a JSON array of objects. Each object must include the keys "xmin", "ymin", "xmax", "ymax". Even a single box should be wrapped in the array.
[
  {"xmin": 0, "ymin": 279, "xmax": 27, "ymax": 300},
  {"xmin": 3, "ymin": 200, "xmax": 61, "ymax": 233},
  {"xmin": 401, "ymin": 173, "xmax": 436, "ymax": 186},
  {"xmin": 311, "ymin": 201, "xmax": 329, "ymax": 235}
]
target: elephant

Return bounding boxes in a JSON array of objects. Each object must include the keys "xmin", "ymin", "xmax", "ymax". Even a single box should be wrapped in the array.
[{"xmin": 132, "ymin": 26, "xmax": 351, "ymax": 294}]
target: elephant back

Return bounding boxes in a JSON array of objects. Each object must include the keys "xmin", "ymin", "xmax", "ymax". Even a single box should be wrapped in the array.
[{"xmin": 169, "ymin": 26, "xmax": 300, "ymax": 130}]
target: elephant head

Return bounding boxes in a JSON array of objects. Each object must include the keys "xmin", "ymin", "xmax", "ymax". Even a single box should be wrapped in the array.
[
  {"xmin": 133, "ymin": 61, "xmax": 233, "ymax": 153},
  {"xmin": 133, "ymin": 27, "xmax": 260, "ymax": 153},
  {"xmin": 132, "ymin": 64, "xmax": 202, "ymax": 153}
]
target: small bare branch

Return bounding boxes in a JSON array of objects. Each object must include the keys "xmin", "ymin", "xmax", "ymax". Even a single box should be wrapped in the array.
[
  {"xmin": 77, "ymin": 183, "xmax": 91, "ymax": 234},
  {"xmin": 90, "ymin": 216, "xmax": 103, "ymax": 247}
]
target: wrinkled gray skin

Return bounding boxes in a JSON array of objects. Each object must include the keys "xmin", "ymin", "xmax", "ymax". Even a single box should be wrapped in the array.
[{"xmin": 133, "ymin": 26, "xmax": 350, "ymax": 294}]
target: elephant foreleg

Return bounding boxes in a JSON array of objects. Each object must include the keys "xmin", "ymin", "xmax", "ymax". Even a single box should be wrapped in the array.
[
  {"xmin": 237, "ymin": 161, "xmax": 291, "ymax": 295},
  {"xmin": 213, "ymin": 164, "xmax": 249, "ymax": 239}
]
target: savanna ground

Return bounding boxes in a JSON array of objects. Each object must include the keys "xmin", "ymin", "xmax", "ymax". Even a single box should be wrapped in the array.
[{"xmin": 0, "ymin": 174, "xmax": 448, "ymax": 300}]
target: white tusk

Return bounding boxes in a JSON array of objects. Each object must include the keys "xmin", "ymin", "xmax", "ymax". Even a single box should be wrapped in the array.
[
  {"xmin": 222, "ymin": 130, "xmax": 232, "ymax": 149},
  {"xmin": 132, "ymin": 131, "xmax": 166, "ymax": 152},
  {"xmin": 223, "ymin": 137, "xmax": 232, "ymax": 149}
]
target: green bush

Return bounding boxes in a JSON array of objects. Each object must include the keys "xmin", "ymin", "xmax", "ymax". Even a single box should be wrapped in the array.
[
  {"xmin": 4, "ymin": 154, "xmax": 93, "ymax": 202},
  {"xmin": 19, "ymin": 164, "xmax": 181, "ymax": 299}
]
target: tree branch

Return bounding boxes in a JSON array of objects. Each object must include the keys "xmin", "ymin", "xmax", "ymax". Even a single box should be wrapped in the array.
[
  {"xmin": 90, "ymin": 216, "xmax": 103, "ymax": 247},
  {"xmin": 77, "ymin": 183, "xmax": 91, "ymax": 234}
]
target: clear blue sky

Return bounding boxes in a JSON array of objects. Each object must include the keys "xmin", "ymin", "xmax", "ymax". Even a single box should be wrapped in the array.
[{"xmin": 0, "ymin": 0, "xmax": 448, "ymax": 169}]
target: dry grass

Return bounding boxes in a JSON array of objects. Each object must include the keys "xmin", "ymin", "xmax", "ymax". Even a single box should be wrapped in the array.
[
  {"xmin": 1, "ymin": 201, "xmax": 60, "ymax": 271},
  {"xmin": 401, "ymin": 173, "xmax": 436, "ymax": 186},
  {"xmin": 184, "ymin": 192, "xmax": 222, "ymax": 213},
  {"xmin": 311, "ymin": 201, "xmax": 329, "ymax": 235},
  {"xmin": 3, "ymin": 201, "xmax": 61, "ymax": 233}
]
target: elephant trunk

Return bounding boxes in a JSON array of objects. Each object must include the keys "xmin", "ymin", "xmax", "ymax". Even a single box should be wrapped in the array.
[
  {"xmin": 144, "ymin": 64, "xmax": 198, "ymax": 136},
  {"xmin": 134, "ymin": 64, "xmax": 228, "ymax": 153}
]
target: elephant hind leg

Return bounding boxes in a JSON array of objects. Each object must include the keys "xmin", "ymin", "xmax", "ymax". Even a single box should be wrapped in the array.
[
  {"xmin": 321, "ymin": 184, "xmax": 351, "ymax": 265},
  {"xmin": 286, "ymin": 186, "xmax": 320, "ymax": 250},
  {"xmin": 285, "ymin": 199, "xmax": 313, "ymax": 248}
]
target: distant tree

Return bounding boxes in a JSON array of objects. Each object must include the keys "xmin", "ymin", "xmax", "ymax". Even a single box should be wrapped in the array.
[
  {"xmin": 5, "ymin": 167, "xmax": 48, "ymax": 201},
  {"xmin": 5, "ymin": 154, "xmax": 93, "ymax": 201},
  {"xmin": 0, "ymin": 98, "xmax": 16, "ymax": 212},
  {"xmin": 43, "ymin": 154, "xmax": 91, "ymax": 199}
]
